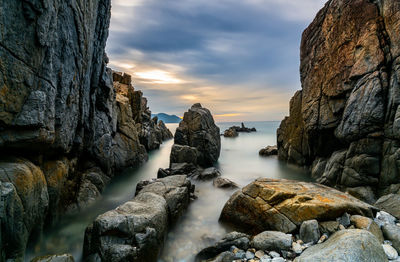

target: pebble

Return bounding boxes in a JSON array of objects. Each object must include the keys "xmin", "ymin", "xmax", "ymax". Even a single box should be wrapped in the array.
[
  {"xmin": 255, "ymin": 250, "xmax": 265, "ymax": 258},
  {"xmin": 269, "ymin": 251, "xmax": 281, "ymax": 258},
  {"xmin": 234, "ymin": 250, "xmax": 246, "ymax": 259},
  {"xmin": 230, "ymin": 246, "xmax": 238, "ymax": 252},
  {"xmin": 248, "ymin": 248, "xmax": 257, "ymax": 253},
  {"xmin": 292, "ymin": 242, "xmax": 302, "ymax": 254},
  {"xmin": 246, "ymin": 250, "xmax": 255, "ymax": 259},
  {"xmin": 317, "ymin": 234, "xmax": 328, "ymax": 244},
  {"xmin": 383, "ymin": 244, "xmax": 398, "ymax": 260},
  {"xmin": 260, "ymin": 255, "xmax": 272, "ymax": 262},
  {"xmin": 337, "ymin": 212, "xmax": 351, "ymax": 227},
  {"xmin": 339, "ymin": 224, "xmax": 346, "ymax": 230},
  {"xmin": 271, "ymin": 257, "xmax": 285, "ymax": 262},
  {"xmin": 375, "ymin": 211, "xmax": 397, "ymax": 227}
]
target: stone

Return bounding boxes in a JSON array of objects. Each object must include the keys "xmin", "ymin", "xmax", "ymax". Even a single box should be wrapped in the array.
[
  {"xmin": 31, "ymin": 254, "xmax": 75, "ymax": 262},
  {"xmin": 350, "ymin": 215, "xmax": 384, "ymax": 243},
  {"xmin": 382, "ymin": 244, "xmax": 398, "ymax": 260},
  {"xmin": 375, "ymin": 211, "xmax": 397, "ymax": 227},
  {"xmin": 259, "ymin": 146, "xmax": 278, "ymax": 157},
  {"xmin": 213, "ymin": 177, "xmax": 239, "ymax": 189},
  {"xmin": 195, "ymin": 167, "xmax": 221, "ymax": 180},
  {"xmin": 376, "ymin": 194, "xmax": 400, "ymax": 219},
  {"xmin": 220, "ymin": 178, "xmax": 376, "ymax": 233},
  {"xmin": 346, "ymin": 186, "xmax": 376, "ymax": 205},
  {"xmin": 246, "ymin": 250, "xmax": 255, "ymax": 259},
  {"xmin": 337, "ymin": 212, "xmax": 351, "ymax": 227},
  {"xmin": 269, "ymin": 251, "xmax": 281, "ymax": 258},
  {"xmin": 382, "ymin": 224, "xmax": 400, "ymax": 252},
  {"xmin": 224, "ymin": 127, "xmax": 238, "ymax": 138},
  {"xmin": 83, "ymin": 175, "xmax": 192, "ymax": 261},
  {"xmin": 299, "ymin": 219, "xmax": 320, "ymax": 244},
  {"xmin": 172, "ymin": 103, "xmax": 221, "ymax": 167},
  {"xmin": 292, "ymin": 242, "xmax": 303, "ymax": 254},
  {"xmin": 170, "ymin": 145, "xmax": 199, "ymax": 165},
  {"xmin": 294, "ymin": 230, "xmax": 387, "ymax": 262},
  {"xmin": 271, "ymin": 258, "xmax": 284, "ymax": 262},
  {"xmin": 255, "ymin": 250, "xmax": 265, "ymax": 258},
  {"xmin": 209, "ymin": 251, "xmax": 236, "ymax": 262},
  {"xmin": 319, "ymin": 221, "xmax": 340, "ymax": 235},
  {"xmin": 250, "ymin": 231, "xmax": 292, "ymax": 251}
]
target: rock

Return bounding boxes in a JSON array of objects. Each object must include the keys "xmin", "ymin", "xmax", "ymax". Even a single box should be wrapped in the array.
[
  {"xmin": 255, "ymin": 250, "xmax": 265, "ymax": 258},
  {"xmin": 158, "ymin": 120, "xmax": 173, "ymax": 140},
  {"xmin": 209, "ymin": 251, "xmax": 236, "ymax": 262},
  {"xmin": 31, "ymin": 254, "xmax": 75, "ymax": 262},
  {"xmin": 294, "ymin": 229, "xmax": 387, "ymax": 262},
  {"xmin": 83, "ymin": 175, "xmax": 192, "ymax": 262},
  {"xmin": 213, "ymin": 177, "xmax": 239, "ymax": 189},
  {"xmin": 172, "ymin": 103, "xmax": 221, "ymax": 167},
  {"xmin": 376, "ymin": 194, "xmax": 400, "ymax": 219},
  {"xmin": 383, "ymin": 244, "xmax": 398, "ymax": 260},
  {"xmin": 269, "ymin": 251, "xmax": 281, "ymax": 258},
  {"xmin": 250, "ymin": 231, "xmax": 292, "ymax": 251},
  {"xmin": 319, "ymin": 221, "xmax": 340, "ymax": 235},
  {"xmin": 227, "ymin": 123, "xmax": 257, "ymax": 133},
  {"xmin": 224, "ymin": 127, "xmax": 238, "ymax": 138},
  {"xmin": 170, "ymin": 145, "xmax": 199, "ymax": 165},
  {"xmin": 346, "ymin": 186, "xmax": 376, "ymax": 205},
  {"xmin": 259, "ymin": 146, "xmax": 278, "ymax": 157},
  {"xmin": 292, "ymin": 242, "xmax": 303, "ymax": 254},
  {"xmin": 195, "ymin": 232, "xmax": 250, "ymax": 261},
  {"xmin": 220, "ymin": 178, "xmax": 376, "ymax": 233},
  {"xmin": 276, "ymin": 0, "xmax": 400, "ymax": 193},
  {"xmin": 375, "ymin": 211, "xmax": 397, "ymax": 227},
  {"xmin": 299, "ymin": 219, "xmax": 320, "ymax": 244},
  {"xmin": 195, "ymin": 167, "xmax": 221, "ymax": 180},
  {"xmin": 382, "ymin": 224, "xmax": 400, "ymax": 252},
  {"xmin": 337, "ymin": 212, "xmax": 351, "ymax": 227},
  {"xmin": 350, "ymin": 215, "xmax": 384, "ymax": 243},
  {"xmin": 245, "ymin": 250, "xmax": 255, "ymax": 259},
  {"xmin": 271, "ymin": 257, "xmax": 284, "ymax": 262}
]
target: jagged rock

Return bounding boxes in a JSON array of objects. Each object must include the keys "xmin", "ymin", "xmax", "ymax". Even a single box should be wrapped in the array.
[
  {"xmin": 194, "ymin": 167, "xmax": 221, "ymax": 180},
  {"xmin": 31, "ymin": 254, "xmax": 75, "ymax": 262},
  {"xmin": 224, "ymin": 127, "xmax": 238, "ymax": 138},
  {"xmin": 277, "ymin": 0, "xmax": 400, "ymax": 193},
  {"xmin": 170, "ymin": 145, "xmax": 199, "ymax": 165},
  {"xmin": 172, "ymin": 103, "xmax": 221, "ymax": 167},
  {"xmin": 346, "ymin": 186, "xmax": 376, "ymax": 205},
  {"xmin": 158, "ymin": 120, "xmax": 173, "ymax": 140},
  {"xmin": 219, "ymin": 179, "xmax": 376, "ymax": 234},
  {"xmin": 157, "ymin": 163, "xmax": 199, "ymax": 178},
  {"xmin": 213, "ymin": 177, "xmax": 239, "ymax": 189},
  {"xmin": 299, "ymin": 220, "xmax": 320, "ymax": 244},
  {"xmin": 259, "ymin": 146, "xmax": 278, "ymax": 157},
  {"xmin": 294, "ymin": 230, "xmax": 387, "ymax": 262},
  {"xmin": 226, "ymin": 123, "xmax": 257, "ymax": 133},
  {"xmin": 376, "ymin": 194, "xmax": 400, "ymax": 219},
  {"xmin": 83, "ymin": 175, "xmax": 192, "ymax": 262}
]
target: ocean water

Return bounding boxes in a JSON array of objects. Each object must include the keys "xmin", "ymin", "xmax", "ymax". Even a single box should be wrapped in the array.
[{"xmin": 25, "ymin": 121, "xmax": 311, "ymax": 261}]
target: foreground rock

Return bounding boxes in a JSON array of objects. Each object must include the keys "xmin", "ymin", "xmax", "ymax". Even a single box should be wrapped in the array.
[
  {"xmin": 220, "ymin": 179, "xmax": 376, "ymax": 233},
  {"xmin": 213, "ymin": 177, "xmax": 239, "ymax": 189},
  {"xmin": 83, "ymin": 175, "xmax": 192, "ymax": 262},
  {"xmin": 294, "ymin": 230, "xmax": 386, "ymax": 262},
  {"xmin": 259, "ymin": 146, "xmax": 278, "ymax": 157},
  {"xmin": 223, "ymin": 127, "xmax": 238, "ymax": 138},
  {"xmin": 277, "ymin": 0, "xmax": 400, "ymax": 200},
  {"xmin": 172, "ymin": 103, "xmax": 221, "ymax": 167},
  {"xmin": 31, "ymin": 254, "xmax": 74, "ymax": 262}
]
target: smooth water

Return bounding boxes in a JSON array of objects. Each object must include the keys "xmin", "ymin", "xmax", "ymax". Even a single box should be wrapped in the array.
[{"xmin": 26, "ymin": 122, "xmax": 311, "ymax": 261}]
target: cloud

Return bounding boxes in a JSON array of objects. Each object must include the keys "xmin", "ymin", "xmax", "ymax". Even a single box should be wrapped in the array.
[{"xmin": 107, "ymin": 0, "xmax": 326, "ymax": 121}]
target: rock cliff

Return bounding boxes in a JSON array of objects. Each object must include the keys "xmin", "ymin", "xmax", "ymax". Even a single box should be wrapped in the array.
[
  {"xmin": 0, "ymin": 1, "xmax": 171, "ymax": 260},
  {"xmin": 278, "ymin": 0, "xmax": 400, "ymax": 196}
]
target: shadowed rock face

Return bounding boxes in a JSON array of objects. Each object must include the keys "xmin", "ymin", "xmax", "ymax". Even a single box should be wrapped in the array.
[
  {"xmin": 278, "ymin": 0, "xmax": 400, "ymax": 193},
  {"xmin": 220, "ymin": 178, "xmax": 376, "ymax": 234}
]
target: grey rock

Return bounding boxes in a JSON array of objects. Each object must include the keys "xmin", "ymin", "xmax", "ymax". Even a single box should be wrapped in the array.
[
  {"xmin": 213, "ymin": 177, "xmax": 239, "ymax": 189},
  {"xmin": 259, "ymin": 146, "xmax": 278, "ymax": 157},
  {"xmin": 375, "ymin": 211, "xmax": 397, "ymax": 227},
  {"xmin": 224, "ymin": 127, "xmax": 238, "ymax": 138},
  {"xmin": 346, "ymin": 186, "xmax": 376, "ymax": 205},
  {"xmin": 350, "ymin": 215, "xmax": 384, "ymax": 243},
  {"xmin": 337, "ymin": 212, "xmax": 351, "ymax": 227},
  {"xmin": 209, "ymin": 251, "xmax": 236, "ymax": 262},
  {"xmin": 382, "ymin": 244, "xmax": 398, "ymax": 260},
  {"xmin": 382, "ymin": 224, "xmax": 400, "ymax": 252},
  {"xmin": 31, "ymin": 254, "xmax": 75, "ymax": 262},
  {"xmin": 245, "ymin": 250, "xmax": 255, "ymax": 259},
  {"xmin": 376, "ymin": 194, "xmax": 400, "ymax": 219},
  {"xmin": 170, "ymin": 145, "xmax": 199, "ymax": 165},
  {"xmin": 250, "ymin": 231, "xmax": 292, "ymax": 251},
  {"xmin": 299, "ymin": 219, "xmax": 320, "ymax": 244},
  {"xmin": 271, "ymin": 258, "xmax": 285, "ymax": 262},
  {"xmin": 319, "ymin": 221, "xmax": 340, "ymax": 235},
  {"xmin": 195, "ymin": 167, "xmax": 221, "ymax": 180},
  {"xmin": 269, "ymin": 251, "xmax": 281, "ymax": 258},
  {"xmin": 294, "ymin": 229, "xmax": 387, "ymax": 262},
  {"xmin": 172, "ymin": 103, "xmax": 221, "ymax": 167}
]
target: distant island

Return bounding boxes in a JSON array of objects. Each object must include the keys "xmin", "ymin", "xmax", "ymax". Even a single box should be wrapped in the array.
[{"xmin": 152, "ymin": 113, "xmax": 182, "ymax": 123}]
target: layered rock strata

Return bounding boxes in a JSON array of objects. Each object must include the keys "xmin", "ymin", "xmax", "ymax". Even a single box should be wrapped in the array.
[
  {"xmin": 0, "ymin": 1, "xmax": 171, "ymax": 260},
  {"xmin": 277, "ymin": 0, "xmax": 400, "ymax": 198}
]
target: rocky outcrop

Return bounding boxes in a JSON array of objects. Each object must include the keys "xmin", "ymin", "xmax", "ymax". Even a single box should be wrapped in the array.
[
  {"xmin": 219, "ymin": 178, "xmax": 376, "ymax": 234},
  {"xmin": 0, "ymin": 1, "xmax": 171, "ymax": 260},
  {"xmin": 171, "ymin": 103, "xmax": 220, "ymax": 167},
  {"xmin": 277, "ymin": 0, "xmax": 400, "ymax": 196},
  {"xmin": 82, "ymin": 175, "xmax": 193, "ymax": 262},
  {"xmin": 259, "ymin": 145, "xmax": 278, "ymax": 157},
  {"xmin": 223, "ymin": 127, "xmax": 238, "ymax": 138}
]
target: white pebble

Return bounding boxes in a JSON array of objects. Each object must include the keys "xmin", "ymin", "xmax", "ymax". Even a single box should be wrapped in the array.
[{"xmin": 383, "ymin": 244, "xmax": 398, "ymax": 260}]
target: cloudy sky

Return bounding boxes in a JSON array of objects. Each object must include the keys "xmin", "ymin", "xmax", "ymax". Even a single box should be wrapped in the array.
[{"xmin": 107, "ymin": 0, "xmax": 326, "ymax": 122}]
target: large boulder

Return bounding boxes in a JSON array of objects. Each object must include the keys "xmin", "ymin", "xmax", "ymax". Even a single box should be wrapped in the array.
[
  {"xmin": 277, "ymin": 0, "xmax": 400, "ymax": 193},
  {"xmin": 220, "ymin": 178, "xmax": 376, "ymax": 233},
  {"xmin": 172, "ymin": 103, "xmax": 220, "ymax": 167},
  {"xmin": 294, "ymin": 229, "xmax": 387, "ymax": 262},
  {"xmin": 83, "ymin": 175, "xmax": 192, "ymax": 262}
]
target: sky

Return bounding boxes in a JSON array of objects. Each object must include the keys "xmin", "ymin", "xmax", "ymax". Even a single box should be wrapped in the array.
[{"xmin": 107, "ymin": 0, "xmax": 327, "ymax": 122}]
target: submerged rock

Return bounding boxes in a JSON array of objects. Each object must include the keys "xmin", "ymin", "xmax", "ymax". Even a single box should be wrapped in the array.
[
  {"xmin": 259, "ymin": 146, "xmax": 278, "ymax": 157},
  {"xmin": 220, "ymin": 178, "xmax": 376, "ymax": 233},
  {"xmin": 172, "ymin": 103, "xmax": 221, "ymax": 167},
  {"xmin": 83, "ymin": 175, "xmax": 192, "ymax": 262},
  {"xmin": 223, "ymin": 127, "xmax": 238, "ymax": 138},
  {"xmin": 213, "ymin": 177, "xmax": 239, "ymax": 189}
]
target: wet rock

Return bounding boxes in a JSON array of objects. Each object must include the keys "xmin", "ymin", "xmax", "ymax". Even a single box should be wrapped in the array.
[
  {"xmin": 83, "ymin": 175, "xmax": 192, "ymax": 262},
  {"xmin": 224, "ymin": 127, "xmax": 238, "ymax": 138},
  {"xmin": 383, "ymin": 244, "xmax": 398, "ymax": 260},
  {"xmin": 319, "ymin": 221, "xmax": 340, "ymax": 235},
  {"xmin": 172, "ymin": 103, "xmax": 221, "ymax": 167},
  {"xmin": 375, "ymin": 211, "xmax": 397, "ymax": 227},
  {"xmin": 220, "ymin": 179, "xmax": 376, "ymax": 233},
  {"xmin": 350, "ymin": 215, "xmax": 384, "ymax": 243},
  {"xmin": 346, "ymin": 186, "xmax": 376, "ymax": 205},
  {"xmin": 194, "ymin": 167, "xmax": 221, "ymax": 180},
  {"xmin": 299, "ymin": 219, "xmax": 320, "ymax": 244},
  {"xmin": 213, "ymin": 177, "xmax": 239, "ymax": 189},
  {"xmin": 382, "ymin": 224, "xmax": 400, "ymax": 252},
  {"xmin": 170, "ymin": 145, "xmax": 199, "ymax": 165},
  {"xmin": 259, "ymin": 146, "xmax": 278, "ymax": 157},
  {"xmin": 337, "ymin": 213, "xmax": 351, "ymax": 227},
  {"xmin": 31, "ymin": 254, "xmax": 75, "ymax": 262},
  {"xmin": 250, "ymin": 231, "xmax": 292, "ymax": 251},
  {"xmin": 294, "ymin": 230, "xmax": 387, "ymax": 262},
  {"xmin": 209, "ymin": 251, "xmax": 236, "ymax": 262},
  {"xmin": 376, "ymin": 194, "xmax": 400, "ymax": 219}
]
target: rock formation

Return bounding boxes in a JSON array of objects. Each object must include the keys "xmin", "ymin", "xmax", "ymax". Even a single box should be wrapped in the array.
[
  {"xmin": 277, "ymin": 0, "xmax": 400, "ymax": 198},
  {"xmin": 0, "ymin": 1, "xmax": 171, "ymax": 260},
  {"xmin": 83, "ymin": 175, "xmax": 193, "ymax": 262},
  {"xmin": 259, "ymin": 145, "xmax": 278, "ymax": 157}
]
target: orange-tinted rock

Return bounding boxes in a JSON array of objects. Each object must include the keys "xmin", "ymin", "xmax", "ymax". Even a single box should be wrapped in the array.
[{"xmin": 220, "ymin": 178, "xmax": 376, "ymax": 233}]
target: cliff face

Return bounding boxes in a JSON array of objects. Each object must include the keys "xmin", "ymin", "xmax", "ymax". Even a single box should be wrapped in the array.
[
  {"xmin": 0, "ymin": 1, "xmax": 171, "ymax": 260},
  {"xmin": 278, "ymin": 0, "xmax": 400, "ymax": 194}
]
